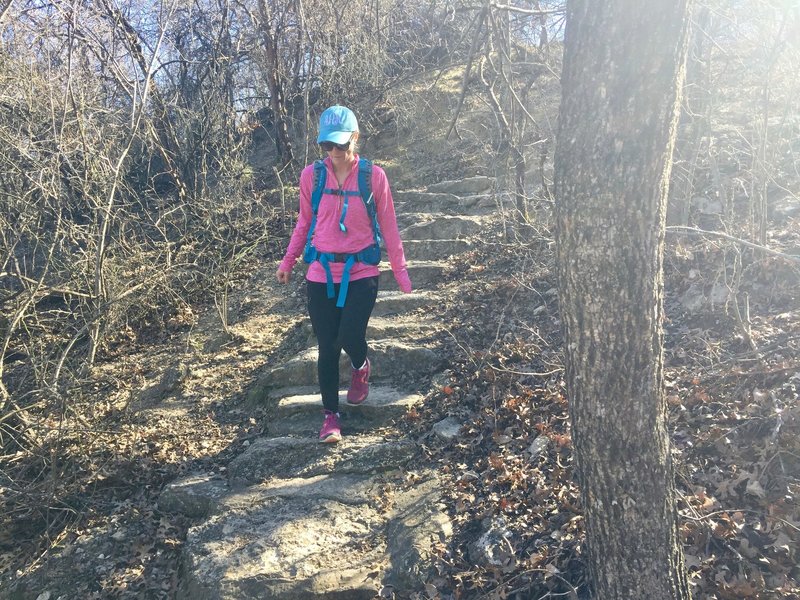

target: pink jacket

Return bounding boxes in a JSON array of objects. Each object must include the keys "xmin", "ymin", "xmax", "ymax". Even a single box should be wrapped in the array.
[{"xmin": 279, "ymin": 156, "xmax": 412, "ymax": 292}]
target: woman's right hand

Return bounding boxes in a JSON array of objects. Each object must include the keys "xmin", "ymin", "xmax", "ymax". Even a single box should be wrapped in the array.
[{"xmin": 276, "ymin": 268, "xmax": 291, "ymax": 284}]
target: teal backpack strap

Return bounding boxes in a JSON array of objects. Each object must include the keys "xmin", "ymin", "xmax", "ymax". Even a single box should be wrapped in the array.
[
  {"xmin": 304, "ymin": 160, "xmax": 327, "ymax": 254},
  {"xmin": 318, "ymin": 253, "xmax": 335, "ymax": 300},
  {"xmin": 311, "ymin": 160, "xmax": 327, "ymax": 212},
  {"xmin": 336, "ymin": 255, "xmax": 357, "ymax": 308},
  {"xmin": 339, "ymin": 196, "xmax": 349, "ymax": 232},
  {"xmin": 322, "ymin": 188, "xmax": 360, "ymax": 233},
  {"xmin": 357, "ymin": 158, "xmax": 382, "ymax": 247}
]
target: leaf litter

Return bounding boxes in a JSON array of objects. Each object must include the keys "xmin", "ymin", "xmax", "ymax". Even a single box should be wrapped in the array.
[
  {"xmin": 2, "ymin": 215, "xmax": 799, "ymax": 599},
  {"xmin": 398, "ymin": 216, "xmax": 800, "ymax": 599}
]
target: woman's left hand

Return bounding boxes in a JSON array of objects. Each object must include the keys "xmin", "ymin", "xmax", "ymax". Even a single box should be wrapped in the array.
[{"xmin": 394, "ymin": 268, "xmax": 412, "ymax": 293}]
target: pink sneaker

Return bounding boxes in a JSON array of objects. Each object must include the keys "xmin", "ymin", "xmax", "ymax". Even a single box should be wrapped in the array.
[
  {"xmin": 319, "ymin": 410, "xmax": 341, "ymax": 443},
  {"xmin": 347, "ymin": 358, "xmax": 371, "ymax": 405}
]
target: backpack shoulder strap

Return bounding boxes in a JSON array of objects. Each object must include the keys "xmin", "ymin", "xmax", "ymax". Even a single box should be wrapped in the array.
[
  {"xmin": 357, "ymin": 158, "xmax": 376, "ymax": 216},
  {"xmin": 310, "ymin": 159, "xmax": 327, "ymax": 215},
  {"xmin": 357, "ymin": 158, "xmax": 382, "ymax": 245},
  {"xmin": 305, "ymin": 160, "xmax": 327, "ymax": 251}
]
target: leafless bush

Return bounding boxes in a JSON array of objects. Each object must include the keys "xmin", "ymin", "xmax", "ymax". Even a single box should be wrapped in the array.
[
  {"xmin": 0, "ymin": 4, "xmax": 275, "ymax": 559},
  {"xmin": 0, "ymin": 0, "xmax": 259, "ymax": 456},
  {"xmin": 665, "ymin": 0, "xmax": 800, "ymax": 348},
  {"xmin": 438, "ymin": 1, "xmax": 564, "ymax": 234},
  {"xmin": 671, "ymin": 0, "xmax": 800, "ymax": 239}
]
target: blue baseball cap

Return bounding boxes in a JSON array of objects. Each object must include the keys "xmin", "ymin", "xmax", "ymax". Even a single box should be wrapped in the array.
[{"xmin": 317, "ymin": 105, "xmax": 358, "ymax": 145}]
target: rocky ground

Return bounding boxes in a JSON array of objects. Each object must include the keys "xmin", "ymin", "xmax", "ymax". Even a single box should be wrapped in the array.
[{"xmin": 2, "ymin": 169, "xmax": 800, "ymax": 599}]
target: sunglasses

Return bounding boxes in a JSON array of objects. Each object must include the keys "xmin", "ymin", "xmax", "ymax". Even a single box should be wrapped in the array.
[{"xmin": 319, "ymin": 139, "xmax": 351, "ymax": 152}]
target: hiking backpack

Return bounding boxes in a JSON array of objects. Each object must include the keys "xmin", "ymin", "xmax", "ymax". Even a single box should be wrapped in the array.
[{"xmin": 302, "ymin": 157, "xmax": 383, "ymax": 307}]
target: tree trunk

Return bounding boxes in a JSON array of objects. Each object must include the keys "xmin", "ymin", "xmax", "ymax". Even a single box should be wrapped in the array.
[
  {"xmin": 554, "ymin": 1, "xmax": 693, "ymax": 599},
  {"xmin": 257, "ymin": 0, "xmax": 295, "ymax": 168},
  {"xmin": 96, "ymin": 0, "xmax": 189, "ymax": 200},
  {"xmin": 670, "ymin": 4, "xmax": 712, "ymax": 227}
]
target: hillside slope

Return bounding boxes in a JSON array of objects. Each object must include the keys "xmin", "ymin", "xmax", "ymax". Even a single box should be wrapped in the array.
[{"xmin": 4, "ymin": 60, "xmax": 800, "ymax": 600}]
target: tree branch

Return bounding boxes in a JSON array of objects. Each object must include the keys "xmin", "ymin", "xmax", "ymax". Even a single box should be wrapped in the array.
[
  {"xmin": 446, "ymin": 2, "xmax": 489, "ymax": 141},
  {"xmin": 0, "ymin": 0, "xmax": 12, "ymax": 25},
  {"xmin": 489, "ymin": 2, "xmax": 563, "ymax": 16},
  {"xmin": 666, "ymin": 226, "xmax": 800, "ymax": 263}
]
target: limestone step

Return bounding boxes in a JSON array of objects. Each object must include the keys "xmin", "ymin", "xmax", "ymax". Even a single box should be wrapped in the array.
[
  {"xmin": 256, "ymin": 340, "xmax": 443, "ymax": 392},
  {"xmin": 401, "ymin": 215, "xmax": 486, "ymax": 240},
  {"xmin": 180, "ymin": 495, "xmax": 386, "ymax": 600},
  {"xmin": 367, "ymin": 315, "xmax": 435, "ymax": 339},
  {"xmin": 300, "ymin": 314, "xmax": 436, "ymax": 344},
  {"xmin": 426, "ymin": 175, "xmax": 495, "ymax": 195},
  {"xmin": 395, "ymin": 191, "xmax": 461, "ymax": 214},
  {"xmin": 460, "ymin": 193, "xmax": 498, "ymax": 214},
  {"xmin": 159, "ymin": 472, "xmax": 229, "ymax": 519},
  {"xmin": 266, "ymin": 386, "xmax": 422, "ymax": 437},
  {"xmin": 394, "ymin": 190, "xmax": 468, "ymax": 214},
  {"xmin": 178, "ymin": 475, "xmax": 451, "ymax": 599},
  {"xmin": 160, "ymin": 471, "xmax": 381, "ymax": 519},
  {"xmin": 226, "ymin": 473, "xmax": 381, "ymax": 507},
  {"xmin": 396, "ymin": 192, "xmax": 494, "ymax": 216},
  {"xmin": 403, "ymin": 238, "xmax": 473, "ymax": 260},
  {"xmin": 227, "ymin": 435, "xmax": 417, "ymax": 486},
  {"xmin": 379, "ymin": 260, "xmax": 447, "ymax": 290},
  {"xmin": 373, "ymin": 290, "xmax": 438, "ymax": 317}
]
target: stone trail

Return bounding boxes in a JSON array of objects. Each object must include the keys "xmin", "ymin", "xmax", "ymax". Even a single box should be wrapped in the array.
[{"xmin": 159, "ymin": 176, "xmax": 495, "ymax": 599}]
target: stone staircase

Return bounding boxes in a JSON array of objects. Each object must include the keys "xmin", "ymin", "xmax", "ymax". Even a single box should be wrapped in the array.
[{"xmin": 158, "ymin": 176, "xmax": 495, "ymax": 599}]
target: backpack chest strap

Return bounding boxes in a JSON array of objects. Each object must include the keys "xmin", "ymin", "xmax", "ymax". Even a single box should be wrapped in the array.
[
  {"xmin": 323, "ymin": 188, "xmax": 360, "ymax": 232},
  {"xmin": 323, "ymin": 189, "xmax": 360, "ymax": 197}
]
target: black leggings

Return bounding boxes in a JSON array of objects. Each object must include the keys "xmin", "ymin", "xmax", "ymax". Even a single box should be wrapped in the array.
[{"xmin": 307, "ymin": 276, "xmax": 379, "ymax": 412}]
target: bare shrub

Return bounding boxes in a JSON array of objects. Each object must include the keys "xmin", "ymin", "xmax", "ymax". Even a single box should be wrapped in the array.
[{"xmin": 0, "ymin": 1, "xmax": 270, "ymax": 550}]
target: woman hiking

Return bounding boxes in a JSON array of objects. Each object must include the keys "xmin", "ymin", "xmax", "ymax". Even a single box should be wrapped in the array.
[{"xmin": 276, "ymin": 105, "xmax": 412, "ymax": 443}]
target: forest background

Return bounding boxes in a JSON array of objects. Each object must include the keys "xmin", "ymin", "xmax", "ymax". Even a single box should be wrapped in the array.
[{"xmin": 1, "ymin": 0, "xmax": 799, "ymax": 598}]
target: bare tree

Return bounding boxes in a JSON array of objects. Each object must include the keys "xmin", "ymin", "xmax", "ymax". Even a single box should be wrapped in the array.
[
  {"xmin": 254, "ymin": 0, "xmax": 295, "ymax": 167},
  {"xmin": 445, "ymin": 1, "xmax": 564, "ymax": 230},
  {"xmin": 554, "ymin": 0, "xmax": 693, "ymax": 597},
  {"xmin": 669, "ymin": 0, "xmax": 800, "ymax": 236},
  {"xmin": 0, "ymin": 0, "xmax": 257, "ymax": 443},
  {"xmin": 0, "ymin": 0, "xmax": 12, "ymax": 24}
]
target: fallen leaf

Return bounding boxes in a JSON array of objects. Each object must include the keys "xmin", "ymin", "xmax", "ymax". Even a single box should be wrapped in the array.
[{"xmin": 745, "ymin": 479, "xmax": 766, "ymax": 499}]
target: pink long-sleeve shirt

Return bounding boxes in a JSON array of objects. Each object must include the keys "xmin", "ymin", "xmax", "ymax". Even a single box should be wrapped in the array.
[{"xmin": 279, "ymin": 155, "xmax": 408, "ymax": 285}]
